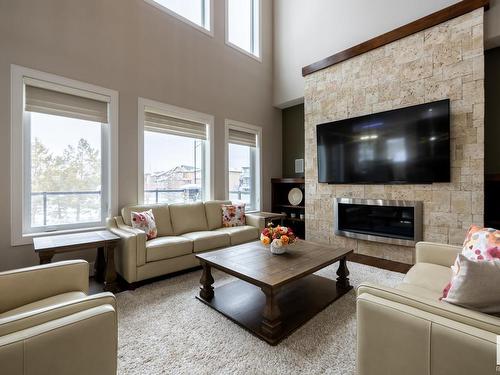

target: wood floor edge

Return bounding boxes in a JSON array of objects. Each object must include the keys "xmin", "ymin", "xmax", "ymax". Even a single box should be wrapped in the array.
[{"xmin": 347, "ymin": 253, "xmax": 412, "ymax": 273}]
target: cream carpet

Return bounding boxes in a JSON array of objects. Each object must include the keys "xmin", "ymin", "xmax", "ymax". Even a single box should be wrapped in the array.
[{"xmin": 116, "ymin": 262, "xmax": 404, "ymax": 375}]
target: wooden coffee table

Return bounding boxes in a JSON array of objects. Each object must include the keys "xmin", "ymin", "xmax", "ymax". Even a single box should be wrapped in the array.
[{"xmin": 195, "ymin": 240, "xmax": 353, "ymax": 345}]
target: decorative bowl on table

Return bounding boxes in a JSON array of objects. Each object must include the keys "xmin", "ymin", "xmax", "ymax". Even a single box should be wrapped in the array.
[{"xmin": 260, "ymin": 223, "xmax": 297, "ymax": 255}]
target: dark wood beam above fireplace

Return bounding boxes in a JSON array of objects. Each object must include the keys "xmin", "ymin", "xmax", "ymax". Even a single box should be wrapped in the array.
[{"xmin": 302, "ymin": 0, "xmax": 489, "ymax": 77}]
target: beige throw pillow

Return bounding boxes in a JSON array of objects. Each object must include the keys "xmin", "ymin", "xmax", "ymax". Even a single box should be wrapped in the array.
[{"xmin": 442, "ymin": 254, "xmax": 500, "ymax": 313}]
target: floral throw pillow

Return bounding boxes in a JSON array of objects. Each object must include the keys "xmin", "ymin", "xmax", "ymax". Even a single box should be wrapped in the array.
[
  {"xmin": 442, "ymin": 225, "xmax": 500, "ymax": 300},
  {"xmin": 461, "ymin": 225, "xmax": 500, "ymax": 261},
  {"xmin": 131, "ymin": 209, "xmax": 158, "ymax": 240},
  {"xmin": 222, "ymin": 204, "xmax": 246, "ymax": 227}
]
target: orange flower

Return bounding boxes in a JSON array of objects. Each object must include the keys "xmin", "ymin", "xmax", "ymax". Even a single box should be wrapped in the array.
[
  {"xmin": 261, "ymin": 236, "xmax": 271, "ymax": 245},
  {"xmin": 281, "ymin": 235, "xmax": 289, "ymax": 245}
]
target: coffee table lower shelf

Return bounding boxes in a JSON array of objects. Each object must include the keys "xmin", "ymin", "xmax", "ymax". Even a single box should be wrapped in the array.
[{"xmin": 196, "ymin": 274, "xmax": 352, "ymax": 345}]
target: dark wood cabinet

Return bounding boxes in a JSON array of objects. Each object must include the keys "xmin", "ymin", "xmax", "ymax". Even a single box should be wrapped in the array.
[
  {"xmin": 271, "ymin": 178, "xmax": 305, "ymax": 238},
  {"xmin": 485, "ymin": 174, "xmax": 500, "ymax": 228}
]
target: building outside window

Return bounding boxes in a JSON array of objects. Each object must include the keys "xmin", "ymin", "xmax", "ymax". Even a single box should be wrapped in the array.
[
  {"xmin": 226, "ymin": 0, "xmax": 260, "ymax": 59},
  {"xmin": 140, "ymin": 100, "xmax": 213, "ymax": 204},
  {"xmin": 226, "ymin": 120, "xmax": 261, "ymax": 211}
]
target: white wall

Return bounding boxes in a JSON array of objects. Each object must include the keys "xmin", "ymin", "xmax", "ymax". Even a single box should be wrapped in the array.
[
  {"xmin": 274, "ymin": 0, "xmax": 500, "ymax": 108},
  {"xmin": 0, "ymin": 0, "xmax": 281, "ymax": 271}
]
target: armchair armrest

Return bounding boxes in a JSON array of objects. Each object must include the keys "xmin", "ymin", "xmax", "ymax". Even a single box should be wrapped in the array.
[
  {"xmin": 0, "ymin": 305, "xmax": 117, "ymax": 375},
  {"xmin": 415, "ymin": 241, "xmax": 461, "ymax": 267},
  {"xmin": 0, "ymin": 260, "xmax": 89, "ymax": 313},
  {"xmin": 0, "ymin": 292, "xmax": 115, "ymax": 337},
  {"xmin": 357, "ymin": 282, "xmax": 500, "ymax": 334},
  {"xmin": 357, "ymin": 291, "xmax": 497, "ymax": 375}
]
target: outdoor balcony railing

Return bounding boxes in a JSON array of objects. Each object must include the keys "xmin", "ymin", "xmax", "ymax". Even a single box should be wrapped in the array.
[{"xmin": 31, "ymin": 189, "xmax": 251, "ymax": 226}]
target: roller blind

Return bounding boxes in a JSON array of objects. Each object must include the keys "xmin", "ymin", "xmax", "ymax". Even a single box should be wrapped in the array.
[
  {"xmin": 144, "ymin": 111, "xmax": 207, "ymax": 140},
  {"xmin": 25, "ymin": 85, "xmax": 109, "ymax": 123},
  {"xmin": 228, "ymin": 128, "xmax": 257, "ymax": 147}
]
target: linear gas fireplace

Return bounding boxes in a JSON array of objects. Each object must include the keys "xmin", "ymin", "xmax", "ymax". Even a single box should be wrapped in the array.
[{"xmin": 334, "ymin": 198, "xmax": 423, "ymax": 247}]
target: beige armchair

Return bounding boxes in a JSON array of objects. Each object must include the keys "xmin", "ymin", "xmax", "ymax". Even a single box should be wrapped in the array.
[
  {"xmin": 357, "ymin": 242, "xmax": 499, "ymax": 375},
  {"xmin": 0, "ymin": 260, "xmax": 117, "ymax": 375}
]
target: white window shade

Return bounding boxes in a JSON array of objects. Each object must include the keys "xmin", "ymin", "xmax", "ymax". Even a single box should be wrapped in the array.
[
  {"xmin": 144, "ymin": 111, "xmax": 207, "ymax": 140},
  {"xmin": 25, "ymin": 85, "xmax": 109, "ymax": 123},
  {"xmin": 228, "ymin": 128, "xmax": 256, "ymax": 147}
]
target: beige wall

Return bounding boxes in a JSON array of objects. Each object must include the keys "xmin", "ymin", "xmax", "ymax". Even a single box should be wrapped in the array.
[
  {"xmin": 304, "ymin": 9, "xmax": 485, "ymax": 264},
  {"xmin": 274, "ymin": 0, "xmax": 500, "ymax": 108},
  {"xmin": 0, "ymin": 0, "xmax": 281, "ymax": 271}
]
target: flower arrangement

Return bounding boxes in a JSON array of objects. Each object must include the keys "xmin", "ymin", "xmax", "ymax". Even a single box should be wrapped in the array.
[{"xmin": 260, "ymin": 223, "xmax": 297, "ymax": 254}]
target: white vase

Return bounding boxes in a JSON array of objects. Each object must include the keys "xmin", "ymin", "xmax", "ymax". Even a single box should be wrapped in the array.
[{"xmin": 270, "ymin": 242, "xmax": 287, "ymax": 255}]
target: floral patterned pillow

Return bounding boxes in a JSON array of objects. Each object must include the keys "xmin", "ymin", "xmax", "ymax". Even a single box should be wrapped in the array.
[
  {"xmin": 131, "ymin": 209, "xmax": 158, "ymax": 240},
  {"xmin": 442, "ymin": 225, "xmax": 500, "ymax": 299},
  {"xmin": 461, "ymin": 225, "xmax": 500, "ymax": 261},
  {"xmin": 222, "ymin": 204, "xmax": 246, "ymax": 227}
]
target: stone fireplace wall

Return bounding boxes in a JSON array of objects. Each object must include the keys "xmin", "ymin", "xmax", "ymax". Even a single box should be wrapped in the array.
[{"xmin": 304, "ymin": 9, "xmax": 485, "ymax": 264}]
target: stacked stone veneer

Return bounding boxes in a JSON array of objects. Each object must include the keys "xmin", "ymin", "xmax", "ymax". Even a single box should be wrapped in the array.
[{"xmin": 304, "ymin": 9, "xmax": 485, "ymax": 264}]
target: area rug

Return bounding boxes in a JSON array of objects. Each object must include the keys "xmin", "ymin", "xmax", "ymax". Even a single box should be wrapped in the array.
[{"xmin": 116, "ymin": 262, "xmax": 404, "ymax": 375}]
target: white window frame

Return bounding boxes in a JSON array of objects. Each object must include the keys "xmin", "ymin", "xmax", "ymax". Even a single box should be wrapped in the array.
[
  {"xmin": 10, "ymin": 65, "xmax": 119, "ymax": 246},
  {"xmin": 224, "ymin": 119, "xmax": 262, "ymax": 212},
  {"xmin": 225, "ymin": 0, "xmax": 262, "ymax": 61},
  {"xmin": 144, "ymin": 0, "xmax": 214, "ymax": 37},
  {"xmin": 138, "ymin": 97, "xmax": 214, "ymax": 204}
]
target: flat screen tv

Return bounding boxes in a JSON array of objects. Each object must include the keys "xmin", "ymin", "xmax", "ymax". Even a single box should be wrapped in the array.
[{"xmin": 316, "ymin": 99, "xmax": 450, "ymax": 184}]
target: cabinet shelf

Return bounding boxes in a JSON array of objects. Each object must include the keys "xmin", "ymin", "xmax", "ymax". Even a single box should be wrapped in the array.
[
  {"xmin": 275, "ymin": 204, "xmax": 305, "ymax": 209},
  {"xmin": 285, "ymin": 217, "xmax": 305, "ymax": 223},
  {"xmin": 271, "ymin": 177, "xmax": 306, "ymax": 238}
]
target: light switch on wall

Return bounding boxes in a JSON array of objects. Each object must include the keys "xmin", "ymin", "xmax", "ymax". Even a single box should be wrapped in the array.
[{"xmin": 295, "ymin": 158, "xmax": 304, "ymax": 173}]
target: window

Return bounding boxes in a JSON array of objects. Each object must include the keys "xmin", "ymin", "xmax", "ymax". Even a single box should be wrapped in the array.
[
  {"xmin": 11, "ymin": 66, "xmax": 118, "ymax": 245},
  {"xmin": 145, "ymin": 0, "xmax": 211, "ymax": 34},
  {"xmin": 139, "ymin": 99, "xmax": 213, "ymax": 204},
  {"xmin": 225, "ymin": 120, "xmax": 261, "ymax": 211},
  {"xmin": 226, "ymin": 0, "xmax": 260, "ymax": 59}
]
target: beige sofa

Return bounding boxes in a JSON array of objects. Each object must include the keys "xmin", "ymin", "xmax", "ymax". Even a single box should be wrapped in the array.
[
  {"xmin": 357, "ymin": 242, "xmax": 499, "ymax": 375},
  {"xmin": 107, "ymin": 200, "xmax": 263, "ymax": 283},
  {"xmin": 0, "ymin": 260, "xmax": 117, "ymax": 375}
]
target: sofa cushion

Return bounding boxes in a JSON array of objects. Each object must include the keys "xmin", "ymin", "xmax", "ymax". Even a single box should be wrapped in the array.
[
  {"xmin": 205, "ymin": 200, "xmax": 231, "ymax": 230},
  {"xmin": 215, "ymin": 226, "xmax": 259, "ymax": 245},
  {"xmin": 169, "ymin": 202, "xmax": 208, "ymax": 235},
  {"xmin": 122, "ymin": 204, "xmax": 173, "ymax": 236},
  {"xmin": 181, "ymin": 231, "xmax": 230, "ymax": 252},
  {"xmin": 402, "ymin": 263, "xmax": 452, "ymax": 295},
  {"xmin": 0, "ymin": 292, "xmax": 87, "ymax": 319},
  {"xmin": 145, "ymin": 236, "xmax": 193, "ymax": 262}
]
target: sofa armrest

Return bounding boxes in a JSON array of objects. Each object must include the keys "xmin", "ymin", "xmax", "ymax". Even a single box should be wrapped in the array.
[
  {"xmin": 0, "ymin": 260, "xmax": 89, "ymax": 314},
  {"xmin": 0, "ymin": 305, "xmax": 117, "ymax": 375},
  {"xmin": 415, "ymin": 241, "xmax": 461, "ymax": 267},
  {"xmin": 0, "ymin": 292, "xmax": 115, "ymax": 337},
  {"xmin": 357, "ymin": 282, "xmax": 500, "ymax": 335},
  {"xmin": 107, "ymin": 217, "xmax": 146, "ymax": 282},
  {"xmin": 245, "ymin": 213, "xmax": 265, "ymax": 230}
]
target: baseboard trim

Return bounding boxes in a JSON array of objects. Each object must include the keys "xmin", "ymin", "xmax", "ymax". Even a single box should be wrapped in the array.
[{"xmin": 347, "ymin": 253, "xmax": 412, "ymax": 274}]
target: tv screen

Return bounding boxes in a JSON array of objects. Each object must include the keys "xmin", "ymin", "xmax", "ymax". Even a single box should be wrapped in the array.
[{"xmin": 316, "ymin": 99, "xmax": 450, "ymax": 184}]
